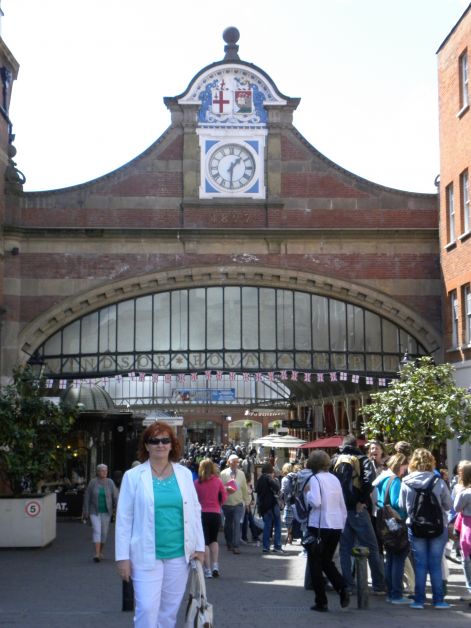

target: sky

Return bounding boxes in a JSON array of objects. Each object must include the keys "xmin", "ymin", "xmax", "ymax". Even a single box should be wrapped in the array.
[{"xmin": 1, "ymin": 0, "xmax": 469, "ymax": 193}]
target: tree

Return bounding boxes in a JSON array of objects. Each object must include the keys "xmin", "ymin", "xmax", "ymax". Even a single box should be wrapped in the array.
[
  {"xmin": 361, "ymin": 356, "xmax": 471, "ymax": 450},
  {"xmin": 0, "ymin": 366, "xmax": 76, "ymax": 496}
]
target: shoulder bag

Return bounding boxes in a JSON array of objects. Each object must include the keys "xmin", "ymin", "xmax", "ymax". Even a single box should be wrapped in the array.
[{"xmin": 184, "ymin": 559, "xmax": 214, "ymax": 628}]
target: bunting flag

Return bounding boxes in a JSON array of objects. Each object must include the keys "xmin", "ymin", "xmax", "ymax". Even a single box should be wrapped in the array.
[
  {"xmin": 243, "ymin": 372, "xmax": 250, "ymax": 382},
  {"xmin": 127, "ymin": 372, "xmax": 136, "ymax": 379},
  {"xmin": 378, "ymin": 378, "xmax": 387, "ymax": 386},
  {"xmin": 317, "ymin": 372, "xmax": 324, "ymax": 383},
  {"xmin": 280, "ymin": 370, "xmax": 288, "ymax": 379},
  {"xmin": 164, "ymin": 374, "xmax": 171, "ymax": 384},
  {"xmin": 339, "ymin": 372, "xmax": 348, "ymax": 381},
  {"xmin": 291, "ymin": 370, "xmax": 298, "ymax": 380},
  {"xmin": 152, "ymin": 373, "xmax": 159, "ymax": 383},
  {"xmin": 267, "ymin": 371, "xmax": 275, "ymax": 381},
  {"xmin": 215, "ymin": 371, "xmax": 223, "ymax": 381},
  {"xmin": 351, "ymin": 374, "xmax": 360, "ymax": 383},
  {"xmin": 138, "ymin": 372, "xmax": 146, "ymax": 382},
  {"xmin": 115, "ymin": 374, "xmax": 122, "ymax": 383},
  {"xmin": 59, "ymin": 379, "xmax": 67, "ymax": 389},
  {"xmin": 204, "ymin": 370, "xmax": 212, "ymax": 380},
  {"xmin": 46, "ymin": 379, "xmax": 54, "ymax": 388},
  {"xmin": 255, "ymin": 372, "xmax": 262, "ymax": 381},
  {"xmin": 366, "ymin": 376, "xmax": 374, "ymax": 385},
  {"xmin": 304, "ymin": 372, "xmax": 311, "ymax": 383},
  {"xmin": 330, "ymin": 372, "xmax": 338, "ymax": 382},
  {"xmin": 177, "ymin": 373, "xmax": 185, "ymax": 383},
  {"xmin": 229, "ymin": 371, "xmax": 236, "ymax": 381}
]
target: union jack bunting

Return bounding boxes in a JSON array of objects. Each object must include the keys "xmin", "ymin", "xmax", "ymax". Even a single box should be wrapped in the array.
[
  {"xmin": 215, "ymin": 371, "xmax": 223, "ymax": 381},
  {"xmin": 138, "ymin": 372, "xmax": 146, "ymax": 382},
  {"xmin": 366, "ymin": 376, "xmax": 374, "ymax": 385},
  {"xmin": 177, "ymin": 373, "xmax": 185, "ymax": 383},
  {"xmin": 267, "ymin": 371, "xmax": 275, "ymax": 381},
  {"xmin": 255, "ymin": 372, "xmax": 262, "ymax": 381},
  {"xmin": 229, "ymin": 372, "xmax": 236, "ymax": 381},
  {"xmin": 339, "ymin": 372, "xmax": 348, "ymax": 381},
  {"xmin": 59, "ymin": 379, "xmax": 67, "ymax": 389},
  {"xmin": 152, "ymin": 373, "xmax": 159, "ymax": 383},
  {"xmin": 291, "ymin": 370, "xmax": 298, "ymax": 380},
  {"xmin": 46, "ymin": 379, "xmax": 54, "ymax": 388},
  {"xmin": 304, "ymin": 372, "xmax": 311, "ymax": 383},
  {"xmin": 280, "ymin": 370, "xmax": 288, "ymax": 379},
  {"xmin": 204, "ymin": 370, "xmax": 212, "ymax": 380},
  {"xmin": 317, "ymin": 372, "xmax": 324, "ymax": 383},
  {"xmin": 115, "ymin": 374, "xmax": 122, "ymax": 383},
  {"xmin": 243, "ymin": 372, "xmax": 250, "ymax": 382},
  {"xmin": 330, "ymin": 372, "xmax": 338, "ymax": 382},
  {"xmin": 127, "ymin": 372, "xmax": 136, "ymax": 379},
  {"xmin": 164, "ymin": 374, "xmax": 171, "ymax": 383},
  {"xmin": 378, "ymin": 378, "xmax": 386, "ymax": 386},
  {"xmin": 191, "ymin": 372, "xmax": 198, "ymax": 381},
  {"xmin": 351, "ymin": 374, "xmax": 360, "ymax": 383}
]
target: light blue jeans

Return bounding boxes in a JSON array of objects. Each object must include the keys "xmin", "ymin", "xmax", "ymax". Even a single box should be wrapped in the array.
[
  {"xmin": 339, "ymin": 509, "xmax": 385, "ymax": 591},
  {"xmin": 408, "ymin": 527, "xmax": 448, "ymax": 604},
  {"xmin": 262, "ymin": 505, "xmax": 282, "ymax": 551}
]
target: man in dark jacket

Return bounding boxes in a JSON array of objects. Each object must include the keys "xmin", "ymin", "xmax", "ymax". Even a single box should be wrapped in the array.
[
  {"xmin": 331, "ymin": 435, "xmax": 385, "ymax": 594},
  {"xmin": 255, "ymin": 463, "xmax": 284, "ymax": 554}
]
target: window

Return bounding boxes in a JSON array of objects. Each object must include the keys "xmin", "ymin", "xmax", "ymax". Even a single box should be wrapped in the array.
[
  {"xmin": 451, "ymin": 291, "xmax": 459, "ymax": 348},
  {"xmin": 464, "ymin": 285, "xmax": 471, "ymax": 346},
  {"xmin": 461, "ymin": 170, "xmax": 470, "ymax": 234},
  {"xmin": 459, "ymin": 50, "xmax": 469, "ymax": 111},
  {"xmin": 447, "ymin": 183, "xmax": 455, "ymax": 244}
]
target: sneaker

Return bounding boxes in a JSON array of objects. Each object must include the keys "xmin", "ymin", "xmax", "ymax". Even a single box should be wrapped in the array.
[
  {"xmin": 433, "ymin": 602, "xmax": 451, "ymax": 609},
  {"xmin": 272, "ymin": 548, "xmax": 285, "ymax": 554},
  {"xmin": 391, "ymin": 597, "xmax": 412, "ymax": 605},
  {"xmin": 211, "ymin": 563, "xmax": 219, "ymax": 578},
  {"xmin": 203, "ymin": 567, "xmax": 212, "ymax": 579},
  {"xmin": 460, "ymin": 593, "xmax": 471, "ymax": 601},
  {"xmin": 240, "ymin": 539, "xmax": 249, "ymax": 545},
  {"xmin": 262, "ymin": 548, "xmax": 270, "ymax": 553},
  {"xmin": 410, "ymin": 602, "xmax": 424, "ymax": 609}
]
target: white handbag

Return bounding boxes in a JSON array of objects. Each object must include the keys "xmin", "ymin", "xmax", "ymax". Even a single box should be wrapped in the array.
[{"xmin": 184, "ymin": 560, "xmax": 214, "ymax": 628}]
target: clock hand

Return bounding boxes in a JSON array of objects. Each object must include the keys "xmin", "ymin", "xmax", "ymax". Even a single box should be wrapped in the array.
[{"xmin": 227, "ymin": 157, "xmax": 242, "ymax": 184}]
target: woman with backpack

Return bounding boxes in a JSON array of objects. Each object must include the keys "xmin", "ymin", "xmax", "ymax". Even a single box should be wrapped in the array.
[
  {"xmin": 374, "ymin": 452, "xmax": 410, "ymax": 604},
  {"xmin": 399, "ymin": 448, "xmax": 452, "ymax": 609}
]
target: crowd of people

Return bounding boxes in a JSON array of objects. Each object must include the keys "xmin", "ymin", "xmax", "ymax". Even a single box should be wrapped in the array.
[{"xmin": 79, "ymin": 421, "xmax": 471, "ymax": 627}]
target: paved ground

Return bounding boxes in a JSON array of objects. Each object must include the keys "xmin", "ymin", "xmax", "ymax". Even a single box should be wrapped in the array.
[{"xmin": 0, "ymin": 520, "xmax": 470, "ymax": 627}]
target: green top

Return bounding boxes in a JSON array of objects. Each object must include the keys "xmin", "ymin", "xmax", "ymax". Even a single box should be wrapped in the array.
[
  {"xmin": 97, "ymin": 486, "xmax": 108, "ymax": 513},
  {"xmin": 152, "ymin": 473, "xmax": 185, "ymax": 559}
]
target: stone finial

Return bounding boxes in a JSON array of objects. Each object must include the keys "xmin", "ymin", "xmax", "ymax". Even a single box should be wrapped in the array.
[{"xmin": 223, "ymin": 26, "xmax": 240, "ymax": 61}]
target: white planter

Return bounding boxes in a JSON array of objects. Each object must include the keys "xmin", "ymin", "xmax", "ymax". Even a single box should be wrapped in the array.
[{"xmin": 0, "ymin": 492, "xmax": 57, "ymax": 547}]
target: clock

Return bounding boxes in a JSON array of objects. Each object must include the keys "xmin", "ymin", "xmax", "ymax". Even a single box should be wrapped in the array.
[{"xmin": 208, "ymin": 143, "xmax": 255, "ymax": 190}]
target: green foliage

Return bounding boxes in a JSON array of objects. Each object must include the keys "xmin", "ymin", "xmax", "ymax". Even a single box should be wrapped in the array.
[
  {"xmin": 0, "ymin": 366, "xmax": 76, "ymax": 495},
  {"xmin": 362, "ymin": 357, "xmax": 471, "ymax": 450}
]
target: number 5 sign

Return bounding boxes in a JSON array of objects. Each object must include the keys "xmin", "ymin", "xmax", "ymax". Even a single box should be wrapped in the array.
[{"xmin": 25, "ymin": 500, "xmax": 41, "ymax": 517}]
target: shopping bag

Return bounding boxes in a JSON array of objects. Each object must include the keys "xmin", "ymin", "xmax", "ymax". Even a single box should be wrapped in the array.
[{"xmin": 184, "ymin": 559, "xmax": 214, "ymax": 628}]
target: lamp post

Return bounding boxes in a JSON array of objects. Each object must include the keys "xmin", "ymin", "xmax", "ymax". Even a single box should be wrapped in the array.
[
  {"xmin": 399, "ymin": 352, "xmax": 410, "ymax": 372},
  {"xmin": 27, "ymin": 351, "xmax": 46, "ymax": 381}
]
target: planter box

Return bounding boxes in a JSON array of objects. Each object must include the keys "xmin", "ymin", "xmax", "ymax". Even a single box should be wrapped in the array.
[{"xmin": 0, "ymin": 492, "xmax": 57, "ymax": 547}]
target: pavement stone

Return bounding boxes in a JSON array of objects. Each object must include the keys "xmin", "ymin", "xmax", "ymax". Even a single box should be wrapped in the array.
[{"xmin": 0, "ymin": 521, "xmax": 469, "ymax": 627}]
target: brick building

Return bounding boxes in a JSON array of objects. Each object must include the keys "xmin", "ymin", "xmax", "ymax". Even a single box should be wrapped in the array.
[
  {"xmin": 437, "ymin": 3, "xmax": 471, "ymax": 466},
  {"xmin": 0, "ymin": 27, "xmax": 442, "ymax": 463}
]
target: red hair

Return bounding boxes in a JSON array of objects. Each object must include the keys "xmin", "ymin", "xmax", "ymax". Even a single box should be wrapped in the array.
[{"xmin": 137, "ymin": 421, "xmax": 181, "ymax": 462}]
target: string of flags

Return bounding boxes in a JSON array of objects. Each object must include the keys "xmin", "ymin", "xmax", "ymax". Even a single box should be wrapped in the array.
[{"xmin": 45, "ymin": 370, "xmax": 395, "ymax": 390}]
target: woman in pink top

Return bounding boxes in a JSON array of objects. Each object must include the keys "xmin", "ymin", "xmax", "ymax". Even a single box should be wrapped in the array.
[{"xmin": 194, "ymin": 458, "xmax": 227, "ymax": 578}]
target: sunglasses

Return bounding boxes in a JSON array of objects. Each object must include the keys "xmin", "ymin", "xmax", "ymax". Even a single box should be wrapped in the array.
[{"xmin": 146, "ymin": 437, "xmax": 171, "ymax": 445}]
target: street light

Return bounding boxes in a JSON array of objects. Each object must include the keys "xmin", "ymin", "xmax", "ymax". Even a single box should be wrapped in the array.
[
  {"xmin": 27, "ymin": 351, "xmax": 46, "ymax": 380},
  {"xmin": 399, "ymin": 352, "xmax": 410, "ymax": 371}
]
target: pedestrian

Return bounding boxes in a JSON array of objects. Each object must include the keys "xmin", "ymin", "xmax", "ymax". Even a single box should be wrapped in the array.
[
  {"xmin": 399, "ymin": 447, "xmax": 452, "ymax": 609},
  {"xmin": 82, "ymin": 463, "xmax": 118, "ymax": 562},
  {"xmin": 115, "ymin": 421, "xmax": 205, "ymax": 628},
  {"xmin": 220, "ymin": 454, "xmax": 250, "ymax": 554},
  {"xmin": 332, "ymin": 434, "xmax": 386, "ymax": 594},
  {"xmin": 453, "ymin": 460, "xmax": 471, "ymax": 601},
  {"xmin": 304, "ymin": 450, "xmax": 350, "ymax": 612},
  {"xmin": 374, "ymin": 452, "xmax": 410, "ymax": 604},
  {"xmin": 255, "ymin": 462, "xmax": 284, "ymax": 554},
  {"xmin": 194, "ymin": 458, "xmax": 227, "ymax": 578}
]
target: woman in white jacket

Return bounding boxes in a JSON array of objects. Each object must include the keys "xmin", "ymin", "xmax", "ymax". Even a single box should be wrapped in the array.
[{"xmin": 115, "ymin": 421, "xmax": 205, "ymax": 628}]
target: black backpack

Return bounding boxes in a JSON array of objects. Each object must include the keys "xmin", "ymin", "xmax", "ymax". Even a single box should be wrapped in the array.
[{"xmin": 410, "ymin": 475, "xmax": 444, "ymax": 539}]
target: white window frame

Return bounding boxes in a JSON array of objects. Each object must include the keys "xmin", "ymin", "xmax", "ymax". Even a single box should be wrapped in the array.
[
  {"xmin": 451, "ymin": 291, "xmax": 459, "ymax": 348},
  {"xmin": 447, "ymin": 183, "xmax": 455, "ymax": 244},
  {"xmin": 460, "ymin": 50, "xmax": 469, "ymax": 110},
  {"xmin": 462, "ymin": 170, "xmax": 470, "ymax": 234},
  {"xmin": 465, "ymin": 285, "xmax": 471, "ymax": 346}
]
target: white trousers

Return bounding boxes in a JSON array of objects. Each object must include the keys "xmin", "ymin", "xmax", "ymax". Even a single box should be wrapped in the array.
[
  {"xmin": 89, "ymin": 513, "xmax": 111, "ymax": 543},
  {"xmin": 132, "ymin": 556, "xmax": 189, "ymax": 628}
]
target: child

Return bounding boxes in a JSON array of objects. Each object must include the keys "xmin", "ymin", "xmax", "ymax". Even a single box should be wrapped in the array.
[{"xmin": 454, "ymin": 461, "xmax": 471, "ymax": 603}]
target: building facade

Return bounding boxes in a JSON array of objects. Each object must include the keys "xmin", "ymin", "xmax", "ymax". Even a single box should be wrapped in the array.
[
  {"xmin": 438, "ymin": 3, "xmax": 471, "ymax": 466},
  {"xmin": 1, "ymin": 27, "xmax": 442, "ymax": 453}
]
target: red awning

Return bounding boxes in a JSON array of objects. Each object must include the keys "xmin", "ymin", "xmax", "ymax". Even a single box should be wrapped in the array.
[{"xmin": 299, "ymin": 436, "xmax": 366, "ymax": 449}]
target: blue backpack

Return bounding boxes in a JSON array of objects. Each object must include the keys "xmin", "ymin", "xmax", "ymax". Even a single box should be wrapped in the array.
[{"xmin": 292, "ymin": 473, "xmax": 314, "ymax": 524}]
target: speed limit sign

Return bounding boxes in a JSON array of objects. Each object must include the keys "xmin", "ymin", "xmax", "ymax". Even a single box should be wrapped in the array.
[{"xmin": 25, "ymin": 500, "xmax": 41, "ymax": 517}]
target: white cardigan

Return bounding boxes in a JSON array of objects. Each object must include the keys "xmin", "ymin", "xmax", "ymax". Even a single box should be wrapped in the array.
[{"xmin": 115, "ymin": 460, "xmax": 205, "ymax": 568}]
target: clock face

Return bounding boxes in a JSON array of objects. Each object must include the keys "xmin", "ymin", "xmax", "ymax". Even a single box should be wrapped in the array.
[{"xmin": 208, "ymin": 143, "xmax": 256, "ymax": 190}]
